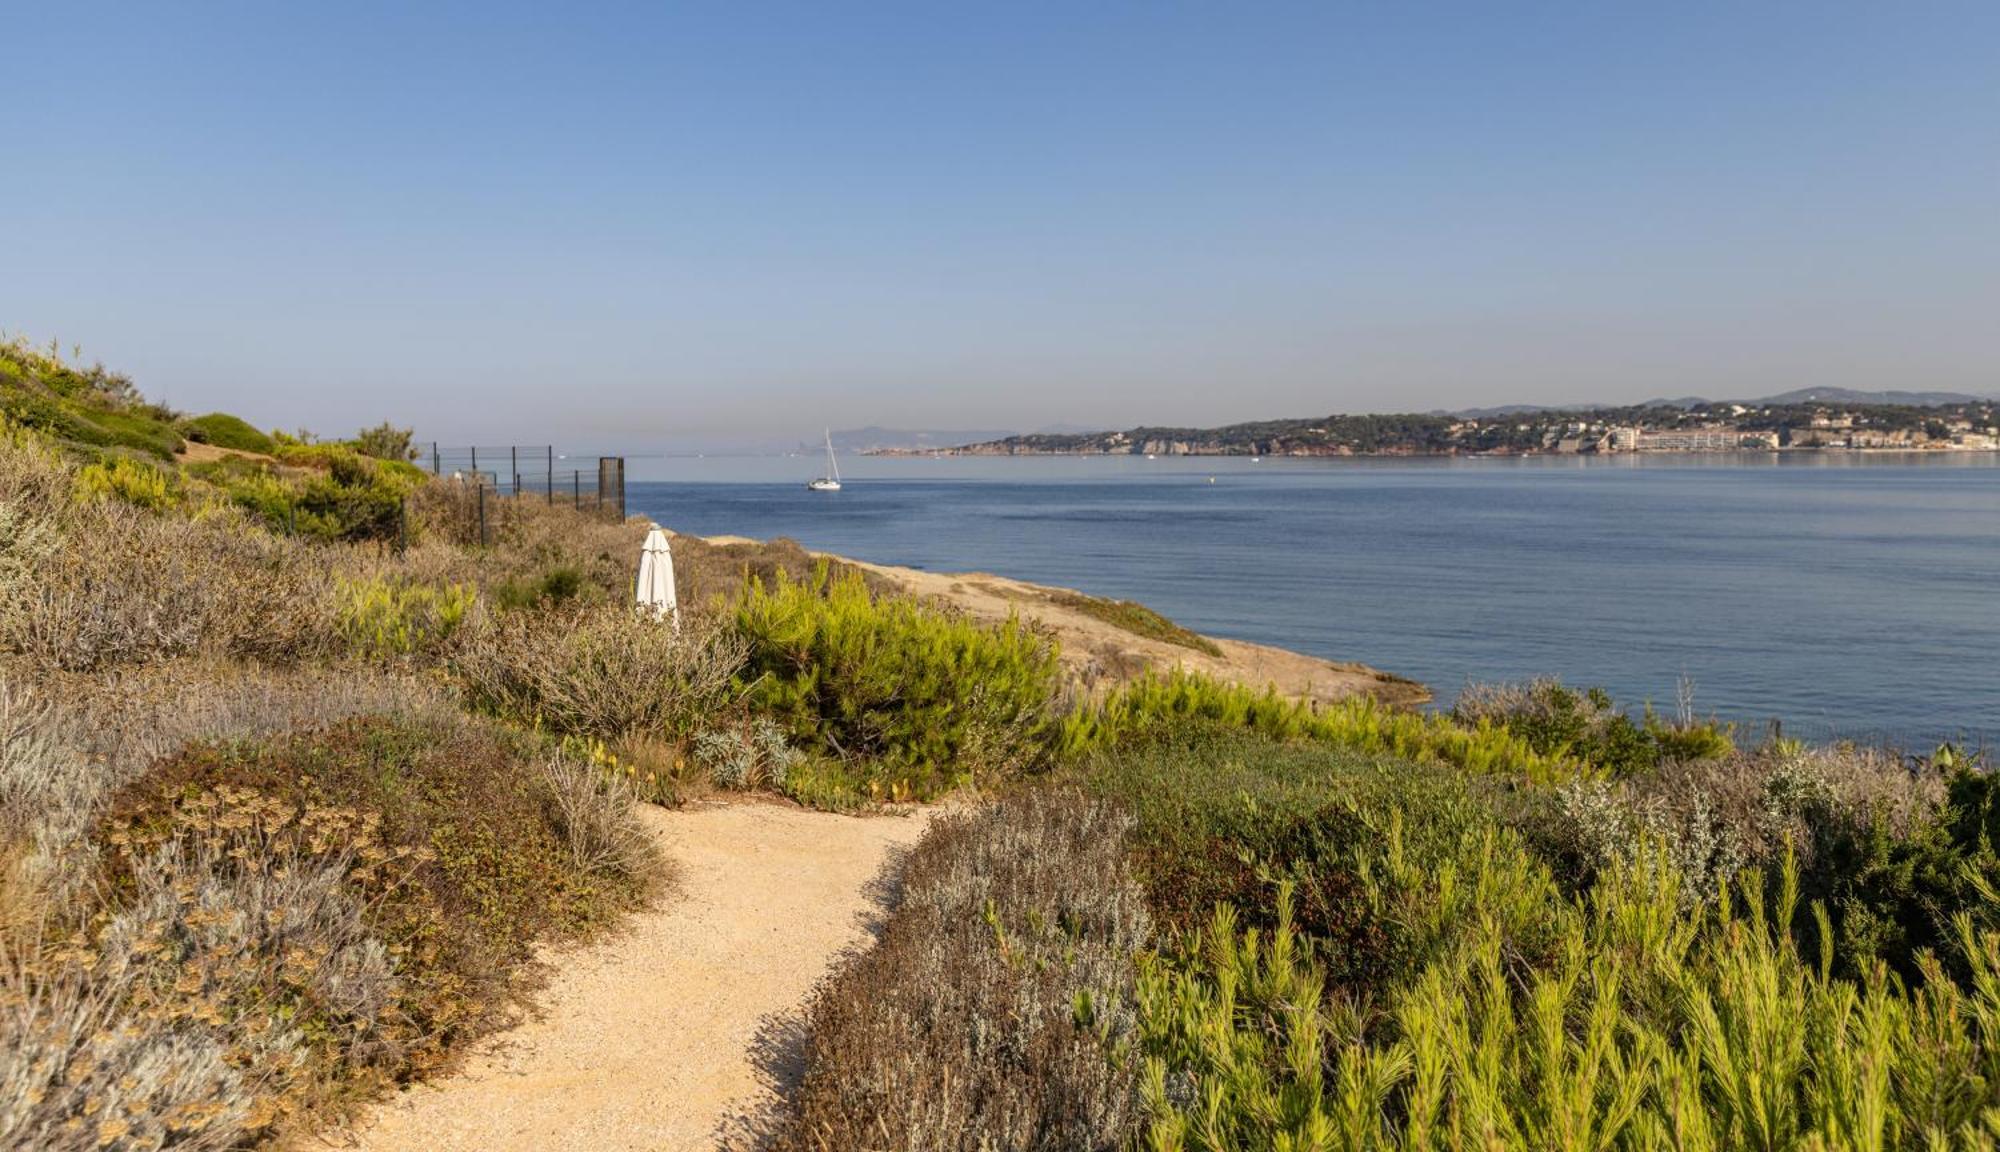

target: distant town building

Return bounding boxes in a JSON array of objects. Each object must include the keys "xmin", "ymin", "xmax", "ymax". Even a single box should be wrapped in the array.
[
  {"xmin": 1850, "ymin": 430, "xmax": 1918, "ymax": 449},
  {"xmin": 1636, "ymin": 428, "xmax": 1743, "ymax": 452}
]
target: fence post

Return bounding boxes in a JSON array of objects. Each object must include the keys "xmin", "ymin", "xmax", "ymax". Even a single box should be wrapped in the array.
[
  {"xmin": 431, "ymin": 442, "xmax": 440, "ymax": 475},
  {"xmin": 477, "ymin": 482, "xmax": 487, "ymax": 547},
  {"xmin": 470, "ymin": 446, "xmax": 477, "ymax": 475},
  {"xmin": 546, "ymin": 446, "xmax": 554, "ymax": 506},
  {"xmin": 597, "ymin": 457, "xmax": 625, "ymax": 521},
  {"xmin": 511, "ymin": 446, "xmax": 519, "ymax": 497},
  {"xmin": 572, "ymin": 470, "xmax": 580, "ymax": 509}
]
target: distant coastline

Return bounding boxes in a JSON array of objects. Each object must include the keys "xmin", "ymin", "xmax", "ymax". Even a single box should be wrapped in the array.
[{"xmin": 865, "ymin": 395, "xmax": 2000, "ymax": 459}]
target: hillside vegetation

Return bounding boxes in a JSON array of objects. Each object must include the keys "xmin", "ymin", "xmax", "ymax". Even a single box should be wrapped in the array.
[
  {"xmin": 4, "ymin": 337, "xmax": 1991, "ymax": 1150},
  {"xmin": 1, "ymin": 335, "xmax": 427, "ymax": 542}
]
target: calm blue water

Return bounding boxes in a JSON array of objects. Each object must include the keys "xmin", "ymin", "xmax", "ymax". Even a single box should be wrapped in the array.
[{"xmin": 628, "ymin": 453, "xmax": 2000, "ymax": 750}]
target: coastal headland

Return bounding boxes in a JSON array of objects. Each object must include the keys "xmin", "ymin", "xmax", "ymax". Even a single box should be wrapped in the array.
[{"xmin": 679, "ymin": 532, "xmax": 1428, "ymax": 710}]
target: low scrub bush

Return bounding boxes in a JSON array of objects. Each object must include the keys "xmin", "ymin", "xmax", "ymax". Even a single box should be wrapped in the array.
[
  {"xmin": 665, "ymin": 533, "xmax": 896, "ymax": 609},
  {"xmin": 3, "ymin": 494, "xmax": 339, "ymax": 672},
  {"xmin": 73, "ymin": 455, "xmax": 184, "ymax": 511},
  {"xmin": 736, "ymin": 565, "xmax": 1062, "ymax": 799},
  {"xmin": 1086, "ymin": 727, "xmax": 1563, "ymax": 1002},
  {"xmin": 455, "ymin": 601, "xmax": 744, "ymax": 741},
  {"xmin": 405, "ymin": 480, "xmax": 645, "ymax": 599},
  {"xmin": 0, "ymin": 666, "xmax": 458, "ymax": 919},
  {"xmin": 492, "ymin": 563, "xmax": 588, "ymax": 611},
  {"xmin": 538, "ymin": 753, "xmax": 658, "ymax": 882},
  {"xmin": 78, "ymin": 714, "xmax": 651, "ymax": 1127},
  {"xmin": 694, "ymin": 717, "xmax": 798, "ymax": 791},
  {"xmin": 0, "ymin": 951, "xmax": 260, "ymax": 1151},
  {"xmin": 337, "ymin": 573, "xmax": 477, "ymax": 660},
  {"xmin": 1540, "ymin": 744, "xmax": 1941, "ymax": 904},
  {"xmin": 769, "ymin": 790, "xmax": 1150, "ymax": 1152},
  {"xmin": 1454, "ymin": 677, "xmax": 1735, "ymax": 775}
]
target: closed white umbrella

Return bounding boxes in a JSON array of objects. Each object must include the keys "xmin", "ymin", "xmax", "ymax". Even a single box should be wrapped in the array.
[{"xmin": 636, "ymin": 525, "xmax": 679, "ymax": 631}]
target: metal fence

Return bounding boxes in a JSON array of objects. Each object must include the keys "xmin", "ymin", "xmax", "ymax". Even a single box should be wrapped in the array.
[
  {"xmin": 424, "ymin": 445, "xmax": 626, "ymax": 546},
  {"xmin": 425, "ymin": 445, "xmax": 625, "ymax": 517}
]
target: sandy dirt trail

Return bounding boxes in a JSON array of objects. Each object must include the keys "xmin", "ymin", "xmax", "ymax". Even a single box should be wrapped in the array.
[{"xmin": 338, "ymin": 801, "xmax": 930, "ymax": 1152}]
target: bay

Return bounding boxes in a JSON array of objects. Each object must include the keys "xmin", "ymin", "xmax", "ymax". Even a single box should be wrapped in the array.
[{"xmin": 626, "ymin": 452, "xmax": 2000, "ymax": 750}]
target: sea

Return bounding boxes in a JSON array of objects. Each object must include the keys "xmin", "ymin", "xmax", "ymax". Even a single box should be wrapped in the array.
[{"xmin": 626, "ymin": 452, "xmax": 2000, "ymax": 752}]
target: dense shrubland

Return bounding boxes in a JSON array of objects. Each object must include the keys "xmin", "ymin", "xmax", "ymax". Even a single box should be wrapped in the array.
[
  {"xmin": 0, "ymin": 349, "xmax": 1109, "ymax": 1145},
  {"xmin": 786, "ymin": 718, "xmax": 2000, "ymax": 1149},
  {"xmin": 8, "ymin": 336, "xmax": 1988, "ymax": 1149}
]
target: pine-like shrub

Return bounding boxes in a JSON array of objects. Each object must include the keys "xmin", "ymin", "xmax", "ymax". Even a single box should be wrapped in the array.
[{"xmin": 733, "ymin": 565, "xmax": 1062, "ymax": 798}]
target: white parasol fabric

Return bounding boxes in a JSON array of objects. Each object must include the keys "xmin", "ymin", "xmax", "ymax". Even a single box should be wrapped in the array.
[{"xmin": 636, "ymin": 525, "xmax": 679, "ymax": 631}]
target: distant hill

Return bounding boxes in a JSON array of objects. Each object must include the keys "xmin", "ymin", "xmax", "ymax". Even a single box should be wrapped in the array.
[
  {"xmin": 1752, "ymin": 387, "xmax": 1990, "ymax": 408},
  {"xmin": 1633, "ymin": 388, "xmax": 1991, "ymax": 410},
  {"xmin": 830, "ymin": 427, "xmax": 1021, "ymax": 452},
  {"xmin": 833, "ymin": 423, "xmax": 1108, "ymax": 452}
]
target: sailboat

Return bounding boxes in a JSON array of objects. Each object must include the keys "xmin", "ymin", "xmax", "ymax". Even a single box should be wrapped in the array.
[{"xmin": 807, "ymin": 429, "xmax": 842, "ymax": 491}]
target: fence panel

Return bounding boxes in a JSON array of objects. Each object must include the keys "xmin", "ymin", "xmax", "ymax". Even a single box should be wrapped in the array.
[{"xmin": 423, "ymin": 445, "xmax": 628, "ymax": 543}]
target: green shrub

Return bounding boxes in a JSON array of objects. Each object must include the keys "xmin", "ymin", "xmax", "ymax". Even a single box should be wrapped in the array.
[
  {"xmin": 1063, "ymin": 668, "xmax": 1575, "ymax": 783},
  {"xmin": 353, "ymin": 421, "xmax": 416, "ymax": 462},
  {"xmin": 1454, "ymin": 678, "xmax": 1735, "ymax": 775},
  {"xmin": 1135, "ymin": 847, "xmax": 2000, "ymax": 1151},
  {"xmin": 493, "ymin": 563, "xmax": 588, "ymax": 612},
  {"xmin": 1798, "ymin": 758, "xmax": 2000, "ymax": 987},
  {"xmin": 1, "ymin": 382, "xmax": 183, "ymax": 458},
  {"xmin": 1085, "ymin": 727, "xmax": 1562, "ymax": 998},
  {"xmin": 336, "ymin": 573, "xmax": 476, "ymax": 659},
  {"xmin": 72, "ymin": 455, "xmax": 183, "ymax": 511},
  {"xmin": 182, "ymin": 412, "xmax": 275, "ymax": 455},
  {"xmin": 735, "ymin": 565, "xmax": 1062, "ymax": 799},
  {"xmin": 181, "ymin": 441, "xmax": 418, "ymax": 542}
]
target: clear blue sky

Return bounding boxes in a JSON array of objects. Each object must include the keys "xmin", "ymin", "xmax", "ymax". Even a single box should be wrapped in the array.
[{"xmin": 5, "ymin": 2, "xmax": 1996, "ymax": 446}]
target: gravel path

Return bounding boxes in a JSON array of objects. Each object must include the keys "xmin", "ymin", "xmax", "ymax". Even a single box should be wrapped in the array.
[{"xmin": 337, "ymin": 800, "xmax": 929, "ymax": 1151}]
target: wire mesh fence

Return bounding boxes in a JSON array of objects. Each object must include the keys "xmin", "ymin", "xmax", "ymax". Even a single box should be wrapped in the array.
[{"xmin": 420, "ymin": 445, "xmax": 626, "ymax": 546}]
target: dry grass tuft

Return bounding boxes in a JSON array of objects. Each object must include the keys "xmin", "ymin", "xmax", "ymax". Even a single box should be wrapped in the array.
[{"xmin": 539, "ymin": 753, "xmax": 660, "ymax": 884}]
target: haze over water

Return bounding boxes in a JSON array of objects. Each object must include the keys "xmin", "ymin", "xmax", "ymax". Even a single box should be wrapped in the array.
[{"xmin": 630, "ymin": 453, "xmax": 2000, "ymax": 751}]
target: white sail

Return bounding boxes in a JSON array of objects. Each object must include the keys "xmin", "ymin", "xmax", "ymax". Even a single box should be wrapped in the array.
[{"xmin": 808, "ymin": 428, "xmax": 842, "ymax": 490}]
